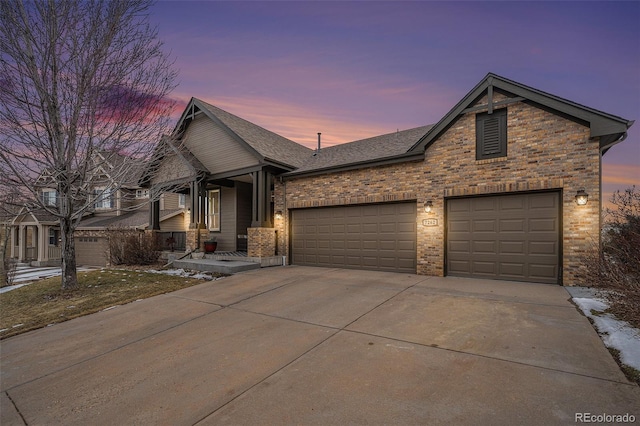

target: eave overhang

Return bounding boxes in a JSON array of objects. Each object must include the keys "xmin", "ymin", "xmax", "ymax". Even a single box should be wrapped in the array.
[
  {"xmin": 409, "ymin": 73, "xmax": 634, "ymax": 155},
  {"xmin": 282, "ymin": 151, "xmax": 425, "ymax": 180}
]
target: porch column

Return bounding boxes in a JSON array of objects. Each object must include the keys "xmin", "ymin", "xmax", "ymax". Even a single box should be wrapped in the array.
[
  {"xmin": 18, "ymin": 225, "xmax": 24, "ymax": 262},
  {"xmin": 149, "ymin": 189, "xmax": 160, "ymax": 230},
  {"xmin": 9, "ymin": 225, "xmax": 15, "ymax": 258},
  {"xmin": 189, "ymin": 180, "xmax": 198, "ymax": 228},
  {"xmin": 251, "ymin": 170, "xmax": 272, "ymax": 228},
  {"xmin": 38, "ymin": 225, "xmax": 47, "ymax": 262},
  {"xmin": 198, "ymin": 181, "xmax": 207, "ymax": 229}
]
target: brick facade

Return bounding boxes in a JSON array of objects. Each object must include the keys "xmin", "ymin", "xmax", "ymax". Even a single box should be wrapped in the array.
[
  {"xmin": 247, "ymin": 227, "xmax": 277, "ymax": 257},
  {"xmin": 275, "ymin": 97, "xmax": 601, "ymax": 285}
]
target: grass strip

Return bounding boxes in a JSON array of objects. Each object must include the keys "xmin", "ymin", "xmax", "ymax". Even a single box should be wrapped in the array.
[{"xmin": 1, "ymin": 269, "xmax": 223, "ymax": 339}]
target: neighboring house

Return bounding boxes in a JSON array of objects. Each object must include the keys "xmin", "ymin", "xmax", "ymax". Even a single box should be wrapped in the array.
[
  {"xmin": 147, "ymin": 73, "xmax": 633, "ymax": 286},
  {"xmin": 8, "ymin": 151, "xmax": 189, "ymax": 267}
]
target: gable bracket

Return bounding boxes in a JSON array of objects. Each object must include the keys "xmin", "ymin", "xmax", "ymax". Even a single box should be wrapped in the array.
[{"xmin": 461, "ymin": 97, "xmax": 525, "ymax": 114}]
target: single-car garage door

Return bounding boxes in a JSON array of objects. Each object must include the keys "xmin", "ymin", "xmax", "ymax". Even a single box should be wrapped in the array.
[
  {"xmin": 291, "ymin": 202, "xmax": 417, "ymax": 273},
  {"xmin": 447, "ymin": 192, "xmax": 560, "ymax": 284},
  {"xmin": 76, "ymin": 236, "xmax": 109, "ymax": 267}
]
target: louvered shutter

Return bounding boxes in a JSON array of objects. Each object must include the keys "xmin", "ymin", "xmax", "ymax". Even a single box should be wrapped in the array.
[{"xmin": 476, "ymin": 109, "xmax": 507, "ymax": 159}]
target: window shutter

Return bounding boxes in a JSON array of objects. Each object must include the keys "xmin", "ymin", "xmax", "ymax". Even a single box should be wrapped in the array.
[
  {"xmin": 476, "ymin": 109, "xmax": 507, "ymax": 160},
  {"xmin": 482, "ymin": 116, "xmax": 501, "ymax": 155}
]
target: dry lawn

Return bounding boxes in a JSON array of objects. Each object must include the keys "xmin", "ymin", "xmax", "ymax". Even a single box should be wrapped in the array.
[{"xmin": 1, "ymin": 269, "xmax": 224, "ymax": 339}]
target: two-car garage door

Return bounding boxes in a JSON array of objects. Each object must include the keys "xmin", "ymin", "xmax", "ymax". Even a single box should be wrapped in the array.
[
  {"xmin": 290, "ymin": 192, "xmax": 560, "ymax": 284},
  {"xmin": 290, "ymin": 202, "xmax": 417, "ymax": 273},
  {"xmin": 447, "ymin": 192, "xmax": 560, "ymax": 284}
]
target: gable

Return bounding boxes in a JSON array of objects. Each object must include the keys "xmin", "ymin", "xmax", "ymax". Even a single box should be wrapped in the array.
[
  {"xmin": 182, "ymin": 113, "xmax": 261, "ymax": 175},
  {"xmin": 411, "ymin": 73, "xmax": 633, "ymax": 154}
]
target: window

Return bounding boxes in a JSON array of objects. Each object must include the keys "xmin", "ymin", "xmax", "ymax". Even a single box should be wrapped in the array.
[
  {"xmin": 136, "ymin": 189, "xmax": 149, "ymax": 199},
  {"xmin": 93, "ymin": 187, "xmax": 114, "ymax": 209},
  {"xmin": 476, "ymin": 108, "xmax": 507, "ymax": 160},
  {"xmin": 41, "ymin": 189, "xmax": 57, "ymax": 206},
  {"xmin": 48, "ymin": 228, "xmax": 60, "ymax": 246},
  {"xmin": 207, "ymin": 189, "xmax": 220, "ymax": 231},
  {"xmin": 178, "ymin": 193, "xmax": 186, "ymax": 208}
]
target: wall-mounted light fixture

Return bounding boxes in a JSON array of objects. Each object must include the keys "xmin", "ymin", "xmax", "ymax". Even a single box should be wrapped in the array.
[
  {"xmin": 275, "ymin": 210, "xmax": 283, "ymax": 220},
  {"xmin": 424, "ymin": 200, "xmax": 433, "ymax": 213},
  {"xmin": 575, "ymin": 189, "xmax": 589, "ymax": 206}
]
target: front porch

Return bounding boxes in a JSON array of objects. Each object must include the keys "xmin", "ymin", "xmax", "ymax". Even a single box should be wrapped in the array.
[
  {"xmin": 9, "ymin": 210, "xmax": 62, "ymax": 267},
  {"xmin": 170, "ymin": 251, "xmax": 284, "ymax": 274}
]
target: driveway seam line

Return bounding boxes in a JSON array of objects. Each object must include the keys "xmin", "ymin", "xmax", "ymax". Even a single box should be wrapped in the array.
[
  {"xmin": 192, "ymin": 328, "xmax": 342, "ymax": 425},
  {"xmin": 193, "ymin": 276, "xmax": 432, "ymax": 424},
  {"xmin": 340, "ymin": 328, "xmax": 636, "ymax": 387},
  {"xmin": 0, "ymin": 306, "xmax": 223, "ymax": 393},
  {"xmin": 5, "ymin": 391, "xmax": 28, "ymax": 425}
]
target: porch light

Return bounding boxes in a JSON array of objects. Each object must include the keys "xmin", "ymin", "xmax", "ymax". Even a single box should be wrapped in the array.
[
  {"xmin": 275, "ymin": 210, "xmax": 283, "ymax": 220},
  {"xmin": 424, "ymin": 201, "xmax": 433, "ymax": 213},
  {"xmin": 575, "ymin": 189, "xmax": 589, "ymax": 206}
]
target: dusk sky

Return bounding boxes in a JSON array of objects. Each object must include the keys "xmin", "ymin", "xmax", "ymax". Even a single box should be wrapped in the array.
[{"xmin": 150, "ymin": 1, "xmax": 639, "ymax": 204}]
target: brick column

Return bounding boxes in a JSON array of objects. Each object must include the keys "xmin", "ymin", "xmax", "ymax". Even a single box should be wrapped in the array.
[{"xmin": 247, "ymin": 227, "xmax": 276, "ymax": 257}]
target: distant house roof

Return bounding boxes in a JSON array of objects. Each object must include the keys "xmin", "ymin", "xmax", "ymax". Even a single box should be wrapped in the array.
[
  {"xmin": 77, "ymin": 209, "xmax": 183, "ymax": 230},
  {"xmin": 191, "ymin": 99, "xmax": 313, "ymax": 169},
  {"xmin": 285, "ymin": 125, "xmax": 433, "ymax": 177}
]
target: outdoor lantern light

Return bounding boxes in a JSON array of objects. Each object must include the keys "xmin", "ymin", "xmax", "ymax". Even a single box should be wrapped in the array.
[
  {"xmin": 424, "ymin": 200, "xmax": 433, "ymax": 213},
  {"xmin": 275, "ymin": 210, "xmax": 283, "ymax": 220},
  {"xmin": 575, "ymin": 189, "xmax": 589, "ymax": 206}
]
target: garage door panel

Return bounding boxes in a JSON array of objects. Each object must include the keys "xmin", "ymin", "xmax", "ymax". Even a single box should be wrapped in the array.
[
  {"xmin": 500, "ymin": 241, "xmax": 525, "ymax": 254},
  {"xmin": 447, "ymin": 192, "xmax": 560, "ymax": 284},
  {"xmin": 529, "ymin": 218, "xmax": 557, "ymax": 232},
  {"xmin": 449, "ymin": 240, "xmax": 470, "ymax": 253},
  {"xmin": 500, "ymin": 262, "xmax": 525, "ymax": 276},
  {"xmin": 474, "ymin": 198, "xmax": 497, "ymax": 212},
  {"xmin": 397, "ymin": 240, "xmax": 416, "ymax": 251},
  {"xmin": 529, "ymin": 241, "xmax": 557, "ymax": 255},
  {"xmin": 472, "ymin": 261, "xmax": 496, "ymax": 274},
  {"xmin": 529, "ymin": 193, "xmax": 558, "ymax": 209},
  {"xmin": 500, "ymin": 197, "xmax": 526, "ymax": 210},
  {"xmin": 291, "ymin": 202, "xmax": 416, "ymax": 273},
  {"xmin": 449, "ymin": 219, "xmax": 470, "ymax": 232},
  {"xmin": 499, "ymin": 219, "xmax": 525, "ymax": 232},
  {"xmin": 472, "ymin": 219, "xmax": 496, "ymax": 232},
  {"xmin": 473, "ymin": 240, "xmax": 497, "ymax": 254}
]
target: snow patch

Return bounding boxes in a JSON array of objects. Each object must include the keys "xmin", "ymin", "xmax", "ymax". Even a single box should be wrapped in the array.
[
  {"xmin": 146, "ymin": 268, "xmax": 220, "ymax": 281},
  {"xmin": 573, "ymin": 297, "xmax": 640, "ymax": 371}
]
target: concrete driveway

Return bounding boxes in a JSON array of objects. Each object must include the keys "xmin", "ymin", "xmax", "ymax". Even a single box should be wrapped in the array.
[{"xmin": 1, "ymin": 266, "xmax": 638, "ymax": 425}]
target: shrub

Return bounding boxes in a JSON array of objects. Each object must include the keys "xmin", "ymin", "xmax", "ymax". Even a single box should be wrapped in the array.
[
  {"xmin": 587, "ymin": 186, "xmax": 640, "ymax": 329},
  {"xmin": 108, "ymin": 229, "xmax": 160, "ymax": 266}
]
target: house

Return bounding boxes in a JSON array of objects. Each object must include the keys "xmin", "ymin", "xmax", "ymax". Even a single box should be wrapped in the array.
[
  {"xmin": 8, "ymin": 151, "xmax": 189, "ymax": 267},
  {"xmin": 134, "ymin": 73, "xmax": 634, "ymax": 285},
  {"xmin": 145, "ymin": 73, "xmax": 634, "ymax": 285}
]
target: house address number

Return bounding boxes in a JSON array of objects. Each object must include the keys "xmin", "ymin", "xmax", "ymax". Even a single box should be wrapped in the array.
[{"xmin": 422, "ymin": 219, "xmax": 438, "ymax": 226}]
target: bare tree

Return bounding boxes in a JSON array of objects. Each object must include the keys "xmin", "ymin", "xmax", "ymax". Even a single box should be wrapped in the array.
[{"xmin": 0, "ymin": 0, "xmax": 177, "ymax": 289}]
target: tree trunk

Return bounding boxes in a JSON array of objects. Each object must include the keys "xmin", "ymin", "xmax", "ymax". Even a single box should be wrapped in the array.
[
  {"xmin": 0, "ymin": 225, "xmax": 8, "ymax": 286},
  {"xmin": 60, "ymin": 218, "xmax": 78, "ymax": 290}
]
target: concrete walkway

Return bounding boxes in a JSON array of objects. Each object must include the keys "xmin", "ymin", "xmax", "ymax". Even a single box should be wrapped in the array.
[{"xmin": 1, "ymin": 266, "xmax": 638, "ymax": 425}]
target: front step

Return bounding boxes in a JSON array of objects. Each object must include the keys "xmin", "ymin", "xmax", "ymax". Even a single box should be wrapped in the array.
[{"xmin": 172, "ymin": 259, "xmax": 260, "ymax": 275}]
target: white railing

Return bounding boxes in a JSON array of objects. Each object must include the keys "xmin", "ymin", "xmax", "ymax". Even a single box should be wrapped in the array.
[{"xmin": 48, "ymin": 246, "xmax": 62, "ymax": 260}]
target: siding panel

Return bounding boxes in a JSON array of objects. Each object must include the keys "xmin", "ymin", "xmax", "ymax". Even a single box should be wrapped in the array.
[{"xmin": 184, "ymin": 115, "xmax": 259, "ymax": 174}]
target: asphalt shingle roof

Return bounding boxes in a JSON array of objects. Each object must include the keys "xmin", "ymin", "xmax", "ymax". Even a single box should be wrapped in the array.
[
  {"xmin": 77, "ymin": 209, "xmax": 183, "ymax": 230},
  {"xmin": 196, "ymin": 99, "xmax": 313, "ymax": 169},
  {"xmin": 290, "ymin": 125, "xmax": 433, "ymax": 174}
]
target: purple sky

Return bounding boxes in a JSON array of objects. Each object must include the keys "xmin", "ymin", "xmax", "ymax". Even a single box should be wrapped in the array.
[{"xmin": 150, "ymin": 1, "xmax": 639, "ymax": 203}]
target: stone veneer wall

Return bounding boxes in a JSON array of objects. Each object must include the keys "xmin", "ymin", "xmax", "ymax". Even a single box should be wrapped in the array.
[
  {"xmin": 247, "ymin": 227, "xmax": 277, "ymax": 258},
  {"xmin": 185, "ymin": 229, "xmax": 211, "ymax": 252},
  {"xmin": 275, "ymin": 95, "xmax": 601, "ymax": 285}
]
